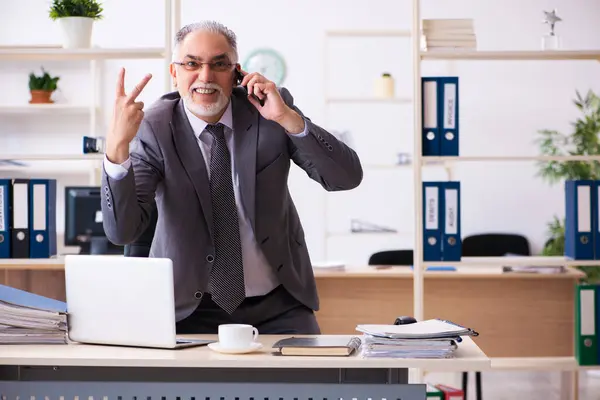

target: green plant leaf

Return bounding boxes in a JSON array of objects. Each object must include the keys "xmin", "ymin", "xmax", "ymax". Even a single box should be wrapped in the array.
[
  {"xmin": 537, "ymin": 89, "xmax": 600, "ymax": 282},
  {"xmin": 28, "ymin": 68, "xmax": 60, "ymax": 91},
  {"xmin": 49, "ymin": 0, "xmax": 103, "ymax": 20}
]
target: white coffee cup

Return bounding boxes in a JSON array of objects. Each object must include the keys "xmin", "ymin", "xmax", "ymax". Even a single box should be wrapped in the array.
[{"xmin": 218, "ymin": 324, "xmax": 259, "ymax": 349}]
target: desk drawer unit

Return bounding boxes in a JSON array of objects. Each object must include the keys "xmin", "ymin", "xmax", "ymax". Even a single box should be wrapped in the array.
[
  {"xmin": 0, "ymin": 367, "xmax": 426, "ymax": 400},
  {"xmin": 0, "ymin": 382, "xmax": 425, "ymax": 400}
]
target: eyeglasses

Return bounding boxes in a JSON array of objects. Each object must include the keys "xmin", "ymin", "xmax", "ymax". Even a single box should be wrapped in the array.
[{"xmin": 172, "ymin": 60, "xmax": 234, "ymax": 73}]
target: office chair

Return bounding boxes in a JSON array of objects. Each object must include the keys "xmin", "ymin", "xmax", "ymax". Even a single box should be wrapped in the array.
[
  {"xmin": 462, "ymin": 233, "xmax": 530, "ymax": 257},
  {"xmin": 368, "ymin": 249, "xmax": 413, "ymax": 266},
  {"xmin": 123, "ymin": 207, "xmax": 158, "ymax": 257},
  {"xmin": 460, "ymin": 232, "xmax": 531, "ymax": 400}
]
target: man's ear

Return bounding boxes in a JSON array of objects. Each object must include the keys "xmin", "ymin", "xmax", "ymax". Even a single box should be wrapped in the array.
[{"xmin": 169, "ymin": 63, "xmax": 178, "ymax": 87}]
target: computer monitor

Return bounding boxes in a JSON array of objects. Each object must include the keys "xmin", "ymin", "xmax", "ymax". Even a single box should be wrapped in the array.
[{"xmin": 64, "ymin": 186, "xmax": 123, "ymax": 255}]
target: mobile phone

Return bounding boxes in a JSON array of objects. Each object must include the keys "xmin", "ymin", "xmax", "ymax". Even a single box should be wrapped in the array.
[{"xmin": 235, "ymin": 69, "xmax": 265, "ymax": 106}]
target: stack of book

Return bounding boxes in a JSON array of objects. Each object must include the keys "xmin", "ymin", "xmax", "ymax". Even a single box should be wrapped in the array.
[
  {"xmin": 356, "ymin": 319, "xmax": 478, "ymax": 358},
  {"xmin": 0, "ymin": 284, "xmax": 68, "ymax": 344},
  {"xmin": 421, "ymin": 18, "xmax": 477, "ymax": 51}
]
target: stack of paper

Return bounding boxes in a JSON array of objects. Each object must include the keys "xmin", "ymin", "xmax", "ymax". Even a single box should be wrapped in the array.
[
  {"xmin": 502, "ymin": 253, "xmax": 566, "ymax": 274},
  {"xmin": 0, "ymin": 284, "xmax": 68, "ymax": 344},
  {"xmin": 421, "ymin": 19, "xmax": 477, "ymax": 51},
  {"xmin": 503, "ymin": 265, "xmax": 566, "ymax": 274},
  {"xmin": 356, "ymin": 319, "xmax": 478, "ymax": 358},
  {"xmin": 312, "ymin": 261, "xmax": 345, "ymax": 271}
]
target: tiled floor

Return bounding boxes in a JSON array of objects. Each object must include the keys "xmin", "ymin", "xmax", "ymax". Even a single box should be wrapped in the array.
[{"xmin": 423, "ymin": 370, "xmax": 600, "ymax": 400}]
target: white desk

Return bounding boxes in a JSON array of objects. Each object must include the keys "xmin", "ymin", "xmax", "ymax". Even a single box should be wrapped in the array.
[{"xmin": 0, "ymin": 335, "xmax": 490, "ymax": 400}]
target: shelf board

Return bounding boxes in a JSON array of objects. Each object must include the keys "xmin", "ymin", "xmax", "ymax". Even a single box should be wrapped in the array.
[
  {"xmin": 326, "ymin": 97, "xmax": 412, "ymax": 104},
  {"xmin": 422, "ymin": 155, "xmax": 600, "ymax": 163},
  {"xmin": 0, "ymin": 104, "xmax": 95, "ymax": 114},
  {"xmin": 326, "ymin": 231, "xmax": 409, "ymax": 237},
  {"xmin": 422, "ymin": 256, "xmax": 600, "ymax": 268},
  {"xmin": 364, "ymin": 161, "xmax": 452, "ymax": 169},
  {"xmin": 420, "ymin": 49, "xmax": 600, "ymax": 61},
  {"xmin": 0, "ymin": 159, "xmax": 101, "ymax": 174},
  {"xmin": 0, "ymin": 47, "xmax": 166, "ymax": 61},
  {"xmin": 0, "ymin": 154, "xmax": 103, "ymax": 161},
  {"xmin": 326, "ymin": 29, "xmax": 411, "ymax": 37},
  {"xmin": 363, "ymin": 163, "xmax": 412, "ymax": 169}
]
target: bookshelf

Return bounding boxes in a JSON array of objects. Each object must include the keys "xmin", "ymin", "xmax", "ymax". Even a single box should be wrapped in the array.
[
  {"xmin": 411, "ymin": 9, "xmax": 600, "ymax": 322},
  {"xmin": 0, "ymin": 0, "xmax": 180, "ymax": 186},
  {"xmin": 410, "ymin": 0, "xmax": 600, "ymax": 391},
  {"xmin": 322, "ymin": 28, "xmax": 455, "ymax": 259}
]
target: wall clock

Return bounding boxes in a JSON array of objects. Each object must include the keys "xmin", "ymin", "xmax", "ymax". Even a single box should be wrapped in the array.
[{"xmin": 243, "ymin": 48, "xmax": 287, "ymax": 86}]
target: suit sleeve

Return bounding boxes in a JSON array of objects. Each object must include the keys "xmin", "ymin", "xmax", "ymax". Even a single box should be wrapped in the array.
[
  {"xmin": 281, "ymin": 87, "xmax": 363, "ymax": 191},
  {"xmin": 101, "ymin": 119, "xmax": 164, "ymax": 245}
]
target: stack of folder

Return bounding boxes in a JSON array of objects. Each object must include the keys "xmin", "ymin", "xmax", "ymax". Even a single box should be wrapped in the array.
[
  {"xmin": 422, "ymin": 181, "xmax": 462, "ymax": 261},
  {"xmin": 356, "ymin": 319, "xmax": 478, "ymax": 359},
  {"xmin": 0, "ymin": 284, "xmax": 68, "ymax": 344},
  {"xmin": 0, "ymin": 178, "xmax": 57, "ymax": 259},
  {"xmin": 421, "ymin": 76, "xmax": 459, "ymax": 156}
]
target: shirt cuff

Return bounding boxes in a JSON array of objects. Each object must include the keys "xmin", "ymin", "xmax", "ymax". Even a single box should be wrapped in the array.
[
  {"xmin": 286, "ymin": 117, "xmax": 309, "ymax": 137},
  {"xmin": 103, "ymin": 154, "xmax": 131, "ymax": 181}
]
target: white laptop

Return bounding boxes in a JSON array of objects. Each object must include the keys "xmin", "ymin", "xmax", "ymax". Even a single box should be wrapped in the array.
[{"xmin": 64, "ymin": 254, "xmax": 214, "ymax": 349}]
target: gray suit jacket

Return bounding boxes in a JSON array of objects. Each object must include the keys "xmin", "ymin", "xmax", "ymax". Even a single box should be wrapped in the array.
[{"xmin": 101, "ymin": 87, "xmax": 363, "ymax": 321}]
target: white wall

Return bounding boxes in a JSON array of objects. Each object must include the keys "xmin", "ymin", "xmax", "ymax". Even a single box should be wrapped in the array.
[{"xmin": 2, "ymin": 0, "xmax": 600, "ymax": 263}]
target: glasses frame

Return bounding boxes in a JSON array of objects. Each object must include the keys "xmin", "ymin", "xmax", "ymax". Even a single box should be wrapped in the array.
[{"xmin": 172, "ymin": 60, "xmax": 236, "ymax": 73}]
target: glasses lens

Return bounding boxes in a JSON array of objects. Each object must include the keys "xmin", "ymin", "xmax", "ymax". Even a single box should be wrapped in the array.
[
  {"xmin": 212, "ymin": 62, "xmax": 231, "ymax": 72},
  {"xmin": 180, "ymin": 62, "xmax": 198, "ymax": 71}
]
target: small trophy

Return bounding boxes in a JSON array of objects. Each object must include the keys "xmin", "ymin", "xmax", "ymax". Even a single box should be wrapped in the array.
[{"xmin": 541, "ymin": 9, "xmax": 562, "ymax": 50}]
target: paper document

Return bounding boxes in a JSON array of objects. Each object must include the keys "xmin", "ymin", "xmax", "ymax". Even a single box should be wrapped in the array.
[
  {"xmin": 356, "ymin": 319, "xmax": 477, "ymax": 359},
  {"xmin": 356, "ymin": 319, "xmax": 478, "ymax": 339},
  {"xmin": 0, "ymin": 284, "xmax": 68, "ymax": 344}
]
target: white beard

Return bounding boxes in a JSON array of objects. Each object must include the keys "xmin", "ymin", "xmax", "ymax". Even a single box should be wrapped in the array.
[{"xmin": 183, "ymin": 83, "xmax": 229, "ymax": 117}]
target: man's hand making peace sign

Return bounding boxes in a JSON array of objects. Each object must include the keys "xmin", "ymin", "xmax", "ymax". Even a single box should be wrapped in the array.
[{"xmin": 106, "ymin": 68, "xmax": 152, "ymax": 164}]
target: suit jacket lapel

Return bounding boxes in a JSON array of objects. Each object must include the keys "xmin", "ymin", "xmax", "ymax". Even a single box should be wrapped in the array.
[
  {"xmin": 171, "ymin": 99, "xmax": 214, "ymax": 239},
  {"xmin": 232, "ymin": 93, "xmax": 258, "ymax": 232}
]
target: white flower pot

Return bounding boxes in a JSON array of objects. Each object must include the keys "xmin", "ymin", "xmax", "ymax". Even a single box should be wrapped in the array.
[{"xmin": 57, "ymin": 17, "xmax": 94, "ymax": 48}]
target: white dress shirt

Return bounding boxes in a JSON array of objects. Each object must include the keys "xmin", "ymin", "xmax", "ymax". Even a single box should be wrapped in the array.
[{"xmin": 104, "ymin": 100, "xmax": 308, "ymax": 297}]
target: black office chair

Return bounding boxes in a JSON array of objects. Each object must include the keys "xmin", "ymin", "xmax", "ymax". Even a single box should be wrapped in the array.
[
  {"xmin": 462, "ymin": 233, "xmax": 530, "ymax": 257},
  {"xmin": 460, "ymin": 232, "xmax": 531, "ymax": 400},
  {"xmin": 123, "ymin": 206, "xmax": 158, "ymax": 257},
  {"xmin": 368, "ymin": 249, "xmax": 413, "ymax": 266}
]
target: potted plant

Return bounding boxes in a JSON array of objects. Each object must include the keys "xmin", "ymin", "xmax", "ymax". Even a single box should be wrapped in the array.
[
  {"xmin": 49, "ymin": 0, "xmax": 103, "ymax": 48},
  {"xmin": 536, "ymin": 89, "xmax": 600, "ymax": 283},
  {"xmin": 29, "ymin": 68, "xmax": 60, "ymax": 104}
]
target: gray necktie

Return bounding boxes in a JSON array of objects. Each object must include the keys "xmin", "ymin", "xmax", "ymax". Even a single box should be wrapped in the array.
[{"xmin": 206, "ymin": 123, "xmax": 245, "ymax": 314}]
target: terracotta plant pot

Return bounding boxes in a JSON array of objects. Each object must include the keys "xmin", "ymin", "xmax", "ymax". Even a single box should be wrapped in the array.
[{"xmin": 29, "ymin": 90, "xmax": 54, "ymax": 104}]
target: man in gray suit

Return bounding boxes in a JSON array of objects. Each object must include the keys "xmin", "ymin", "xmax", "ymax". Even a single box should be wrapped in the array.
[{"xmin": 101, "ymin": 20, "xmax": 362, "ymax": 334}]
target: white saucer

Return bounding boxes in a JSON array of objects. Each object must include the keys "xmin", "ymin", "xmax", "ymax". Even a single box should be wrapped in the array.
[{"xmin": 208, "ymin": 341, "xmax": 263, "ymax": 354}]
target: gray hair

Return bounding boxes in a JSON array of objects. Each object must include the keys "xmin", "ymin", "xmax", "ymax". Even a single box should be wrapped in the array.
[{"xmin": 172, "ymin": 21, "xmax": 238, "ymax": 63}]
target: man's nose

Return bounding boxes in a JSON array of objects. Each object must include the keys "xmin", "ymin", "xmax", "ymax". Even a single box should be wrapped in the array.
[{"xmin": 198, "ymin": 64, "xmax": 214, "ymax": 82}]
